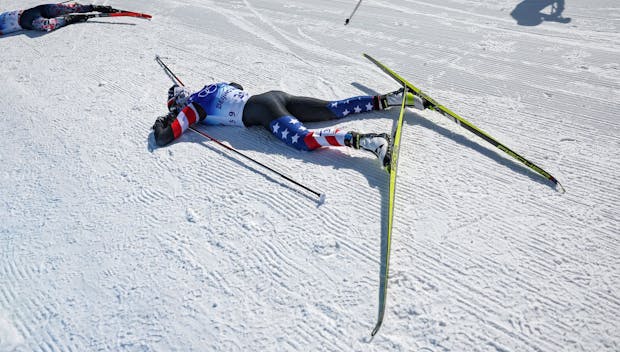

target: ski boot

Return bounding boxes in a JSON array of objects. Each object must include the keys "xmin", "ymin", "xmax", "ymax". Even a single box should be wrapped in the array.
[
  {"xmin": 379, "ymin": 88, "xmax": 426, "ymax": 110},
  {"xmin": 64, "ymin": 14, "xmax": 92, "ymax": 24},
  {"xmin": 92, "ymin": 5, "xmax": 120, "ymax": 13},
  {"xmin": 349, "ymin": 132, "xmax": 391, "ymax": 169}
]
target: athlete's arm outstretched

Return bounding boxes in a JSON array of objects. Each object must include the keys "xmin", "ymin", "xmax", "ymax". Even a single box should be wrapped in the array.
[{"xmin": 153, "ymin": 103, "xmax": 207, "ymax": 146}]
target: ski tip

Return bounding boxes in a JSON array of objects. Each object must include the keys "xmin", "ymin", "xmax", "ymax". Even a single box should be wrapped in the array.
[
  {"xmin": 554, "ymin": 180, "xmax": 566, "ymax": 194},
  {"xmin": 370, "ymin": 326, "xmax": 381, "ymax": 339},
  {"xmin": 370, "ymin": 319, "xmax": 384, "ymax": 338},
  {"xmin": 318, "ymin": 193, "xmax": 327, "ymax": 205}
]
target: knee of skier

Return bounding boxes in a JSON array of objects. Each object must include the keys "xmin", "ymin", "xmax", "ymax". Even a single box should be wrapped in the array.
[{"xmin": 18, "ymin": 6, "xmax": 44, "ymax": 29}]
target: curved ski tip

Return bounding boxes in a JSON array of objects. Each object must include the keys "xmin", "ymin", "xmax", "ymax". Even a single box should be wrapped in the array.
[
  {"xmin": 370, "ymin": 323, "xmax": 382, "ymax": 339},
  {"xmin": 318, "ymin": 193, "xmax": 327, "ymax": 205},
  {"xmin": 555, "ymin": 181, "xmax": 566, "ymax": 194}
]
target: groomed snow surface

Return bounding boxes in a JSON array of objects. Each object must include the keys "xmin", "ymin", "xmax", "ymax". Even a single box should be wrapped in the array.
[{"xmin": 1, "ymin": 0, "xmax": 618, "ymax": 351}]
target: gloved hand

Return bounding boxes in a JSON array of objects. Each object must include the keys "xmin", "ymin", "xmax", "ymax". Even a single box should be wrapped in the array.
[
  {"xmin": 152, "ymin": 115, "xmax": 165, "ymax": 130},
  {"xmin": 152, "ymin": 113, "xmax": 175, "ymax": 130}
]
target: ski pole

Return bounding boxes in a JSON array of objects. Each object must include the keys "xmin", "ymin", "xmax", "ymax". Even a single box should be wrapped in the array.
[
  {"xmin": 155, "ymin": 55, "xmax": 186, "ymax": 87},
  {"xmin": 344, "ymin": 0, "xmax": 363, "ymax": 25},
  {"xmin": 154, "ymin": 55, "xmax": 326, "ymax": 203}
]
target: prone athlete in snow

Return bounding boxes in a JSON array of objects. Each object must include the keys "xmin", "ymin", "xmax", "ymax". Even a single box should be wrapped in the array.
[
  {"xmin": 153, "ymin": 83, "xmax": 425, "ymax": 168},
  {"xmin": 0, "ymin": 3, "xmax": 116, "ymax": 35}
]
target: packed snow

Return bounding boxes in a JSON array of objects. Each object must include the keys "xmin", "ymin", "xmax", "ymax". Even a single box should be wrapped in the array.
[{"xmin": 1, "ymin": 0, "xmax": 618, "ymax": 351}]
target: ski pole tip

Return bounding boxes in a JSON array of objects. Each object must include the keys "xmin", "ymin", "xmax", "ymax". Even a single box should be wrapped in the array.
[{"xmin": 318, "ymin": 193, "xmax": 327, "ymax": 205}]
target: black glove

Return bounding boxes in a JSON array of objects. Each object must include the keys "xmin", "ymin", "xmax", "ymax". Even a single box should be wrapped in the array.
[
  {"xmin": 152, "ymin": 113, "xmax": 176, "ymax": 130},
  {"xmin": 152, "ymin": 116, "xmax": 165, "ymax": 130},
  {"xmin": 92, "ymin": 5, "xmax": 119, "ymax": 13}
]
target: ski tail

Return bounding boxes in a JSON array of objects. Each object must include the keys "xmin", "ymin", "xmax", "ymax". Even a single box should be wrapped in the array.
[
  {"xmin": 371, "ymin": 85, "xmax": 409, "ymax": 338},
  {"xmin": 108, "ymin": 11, "xmax": 152, "ymax": 20},
  {"xmin": 363, "ymin": 53, "xmax": 565, "ymax": 193}
]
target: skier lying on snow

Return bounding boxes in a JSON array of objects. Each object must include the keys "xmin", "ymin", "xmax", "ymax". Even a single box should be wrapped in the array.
[
  {"xmin": 153, "ymin": 83, "xmax": 425, "ymax": 168},
  {"xmin": 0, "ymin": 3, "xmax": 116, "ymax": 35}
]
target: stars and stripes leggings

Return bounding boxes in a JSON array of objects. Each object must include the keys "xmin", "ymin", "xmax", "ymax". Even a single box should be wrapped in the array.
[
  {"xmin": 19, "ymin": 3, "xmax": 93, "ymax": 32},
  {"xmin": 242, "ymin": 91, "xmax": 382, "ymax": 151}
]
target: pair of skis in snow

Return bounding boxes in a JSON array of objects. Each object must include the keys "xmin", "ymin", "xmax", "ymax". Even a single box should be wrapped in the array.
[{"xmin": 364, "ymin": 53, "xmax": 564, "ymax": 337}]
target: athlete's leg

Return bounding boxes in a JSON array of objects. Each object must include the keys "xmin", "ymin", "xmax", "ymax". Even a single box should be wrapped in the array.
[
  {"xmin": 18, "ymin": 6, "xmax": 45, "ymax": 30},
  {"xmin": 269, "ymin": 115, "xmax": 391, "ymax": 166},
  {"xmin": 242, "ymin": 90, "xmax": 291, "ymax": 128},
  {"xmin": 20, "ymin": 4, "xmax": 93, "ymax": 31},
  {"xmin": 285, "ymin": 94, "xmax": 382, "ymax": 122},
  {"xmin": 40, "ymin": 3, "xmax": 94, "ymax": 17},
  {"xmin": 242, "ymin": 90, "xmax": 391, "ymax": 166},
  {"xmin": 243, "ymin": 91, "xmax": 355, "ymax": 151}
]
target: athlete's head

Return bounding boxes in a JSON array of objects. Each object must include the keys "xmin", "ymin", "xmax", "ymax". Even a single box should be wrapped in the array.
[{"xmin": 167, "ymin": 84, "xmax": 191, "ymax": 114}]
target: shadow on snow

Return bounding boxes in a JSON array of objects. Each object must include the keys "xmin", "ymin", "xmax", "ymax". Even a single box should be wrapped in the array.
[{"xmin": 510, "ymin": 0, "xmax": 571, "ymax": 26}]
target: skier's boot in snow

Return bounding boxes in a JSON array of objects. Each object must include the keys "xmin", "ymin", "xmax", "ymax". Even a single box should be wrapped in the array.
[
  {"xmin": 349, "ymin": 132, "xmax": 391, "ymax": 168},
  {"xmin": 379, "ymin": 88, "xmax": 426, "ymax": 110},
  {"xmin": 92, "ymin": 5, "xmax": 119, "ymax": 13},
  {"xmin": 64, "ymin": 14, "xmax": 92, "ymax": 24}
]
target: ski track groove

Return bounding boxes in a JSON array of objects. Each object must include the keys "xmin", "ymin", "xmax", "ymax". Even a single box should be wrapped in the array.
[
  {"xmin": 353, "ymin": 5, "xmax": 619, "ymax": 136},
  {"xmin": 410, "ymin": 251, "xmax": 563, "ymax": 352},
  {"xmin": 391, "ymin": 125, "xmax": 617, "ymax": 350},
  {"xmin": 375, "ymin": 0, "xmax": 620, "ymax": 50},
  {"xmin": 405, "ymin": 211, "xmax": 617, "ymax": 350}
]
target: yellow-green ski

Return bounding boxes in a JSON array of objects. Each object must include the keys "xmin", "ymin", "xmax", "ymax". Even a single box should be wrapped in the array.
[
  {"xmin": 363, "ymin": 53, "xmax": 564, "ymax": 193},
  {"xmin": 371, "ymin": 85, "xmax": 409, "ymax": 338}
]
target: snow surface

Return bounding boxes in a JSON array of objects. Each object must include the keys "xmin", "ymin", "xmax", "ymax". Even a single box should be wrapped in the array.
[{"xmin": 1, "ymin": 0, "xmax": 619, "ymax": 351}]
